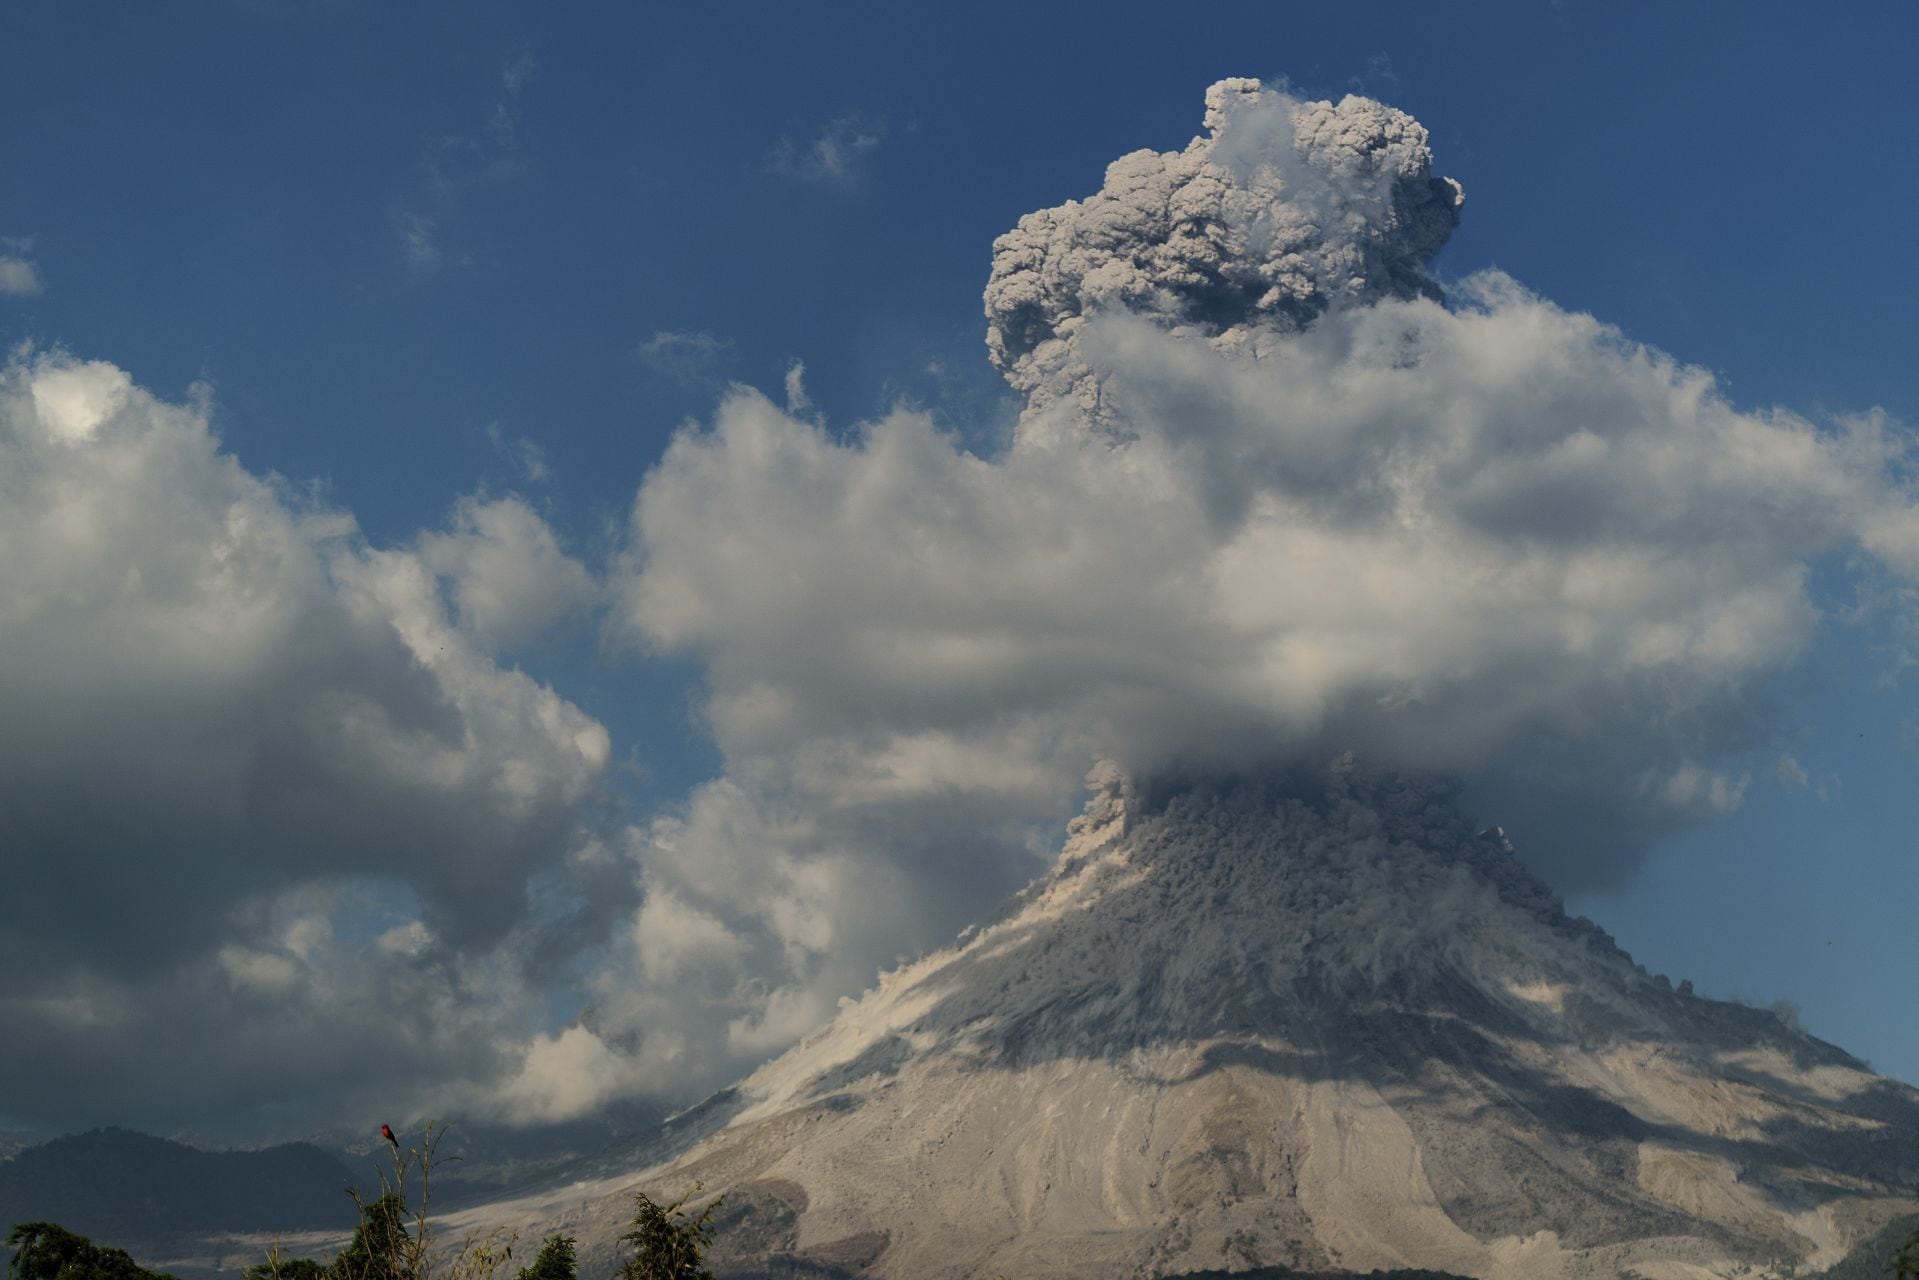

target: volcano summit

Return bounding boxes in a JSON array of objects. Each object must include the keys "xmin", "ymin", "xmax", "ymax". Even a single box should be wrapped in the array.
[
  {"xmin": 459, "ymin": 765, "xmax": 1919, "ymax": 1279},
  {"xmin": 438, "ymin": 75, "xmax": 1919, "ymax": 1280}
]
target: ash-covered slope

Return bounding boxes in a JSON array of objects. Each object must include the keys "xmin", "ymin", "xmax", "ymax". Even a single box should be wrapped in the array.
[{"xmin": 459, "ymin": 764, "xmax": 1919, "ymax": 1280}]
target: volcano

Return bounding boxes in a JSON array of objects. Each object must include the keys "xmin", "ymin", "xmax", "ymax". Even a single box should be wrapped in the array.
[{"xmin": 457, "ymin": 763, "xmax": 1919, "ymax": 1279}]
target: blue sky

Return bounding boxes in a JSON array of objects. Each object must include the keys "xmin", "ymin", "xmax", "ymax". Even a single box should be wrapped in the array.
[{"xmin": 2, "ymin": 1, "xmax": 1917, "ymax": 1136}]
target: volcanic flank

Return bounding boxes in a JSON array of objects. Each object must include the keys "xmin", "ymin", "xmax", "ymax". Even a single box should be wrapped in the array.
[{"xmin": 457, "ymin": 764, "xmax": 1919, "ymax": 1279}]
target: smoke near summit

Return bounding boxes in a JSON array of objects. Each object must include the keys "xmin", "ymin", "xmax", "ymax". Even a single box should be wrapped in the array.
[
  {"xmin": 1, "ymin": 16, "xmax": 1917, "ymax": 1148},
  {"xmin": 610, "ymin": 79, "xmax": 1919, "ymax": 1109},
  {"xmin": 984, "ymin": 79, "xmax": 1464, "ymax": 426}
]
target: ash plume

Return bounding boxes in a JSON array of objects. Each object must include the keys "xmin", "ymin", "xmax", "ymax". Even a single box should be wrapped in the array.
[
  {"xmin": 605, "ymin": 78, "xmax": 1919, "ymax": 1097},
  {"xmin": 984, "ymin": 78, "xmax": 1463, "ymax": 431}
]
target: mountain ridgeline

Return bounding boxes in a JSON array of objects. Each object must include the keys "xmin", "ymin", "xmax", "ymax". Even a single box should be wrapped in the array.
[
  {"xmin": 9, "ymin": 767, "xmax": 1919, "ymax": 1279},
  {"xmin": 442, "ymin": 763, "xmax": 1919, "ymax": 1280},
  {"xmin": 0, "ymin": 1127, "xmax": 357, "ymax": 1244}
]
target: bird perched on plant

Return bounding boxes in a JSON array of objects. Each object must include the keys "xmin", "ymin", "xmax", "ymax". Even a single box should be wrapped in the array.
[{"xmin": 381, "ymin": 1123, "xmax": 398, "ymax": 1150}]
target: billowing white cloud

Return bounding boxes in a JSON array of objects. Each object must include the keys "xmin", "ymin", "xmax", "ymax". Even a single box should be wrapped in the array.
[
  {"xmin": 0, "ymin": 350, "xmax": 621, "ymax": 1137},
  {"xmin": 26, "ymin": 358, "xmax": 130, "ymax": 440},
  {"xmin": 418, "ymin": 494, "xmax": 597, "ymax": 649},
  {"xmin": 599, "ymin": 80, "xmax": 1919, "ymax": 1093}
]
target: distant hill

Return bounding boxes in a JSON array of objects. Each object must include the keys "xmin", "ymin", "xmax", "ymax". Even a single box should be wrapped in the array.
[
  {"xmin": 0, "ymin": 1126, "xmax": 358, "ymax": 1242},
  {"xmin": 388, "ymin": 1104, "xmax": 669, "ymax": 1209}
]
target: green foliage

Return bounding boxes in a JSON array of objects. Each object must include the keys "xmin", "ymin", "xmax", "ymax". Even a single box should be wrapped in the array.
[
  {"xmin": 615, "ymin": 1187, "xmax": 722, "ymax": 1280},
  {"xmin": 244, "ymin": 1123, "xmax": 515, "ymax": 1280},
  {"xmin": 329, "ymin": 1192, "xmax": 415, "ymax": 1280},
  {"xmin": 245, "ymin": 1190, "xmax": 415, "ymax": 1280},
  {"xmin": 244, "ymin": 1259, "xmax": 330, "ymax": 1280},
  {"xmin": 515, "ymin": 1236, "xmax": 576, "ymax": 1280},
  {"xmin": 5, "ymin": 1220, "xmax": 176, "ymax": 1280}
]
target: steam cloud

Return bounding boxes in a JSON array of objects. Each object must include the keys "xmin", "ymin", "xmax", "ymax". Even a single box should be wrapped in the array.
[{"xmin": 603, "ymin": 80, "xmax": 1919, "ymax": 1094}]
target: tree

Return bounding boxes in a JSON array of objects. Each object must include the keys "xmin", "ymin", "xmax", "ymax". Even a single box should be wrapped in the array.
[
  {"xmin": 5, "ymin": 1221, "xmax": 176, "ymax": 1280},
  {"xmin": 615, "ymin": 1187, "xmax": 722, "ymax": 1280},
  {"xmin": 327, "ymin": 1193, "xmax": 415, "ymax": 1280},
  {"xmin": 1897, "ymin": 1226, "xmax": 1919, "ymax": 1280},
  {"xmin": 244, "ymin": 1260, "xmax": 330, "ymax": 1280},
  {"xmin": 246, "ymin": 1123, "xmax": 515, "ymax": 1280},
  {"xmin": 246, "ymin": 1187, "xmax": 416, "ymax": 1279},
  {"xmin": 514, "ymin": 1236, "xmax": 576, "ymax": 1280}
]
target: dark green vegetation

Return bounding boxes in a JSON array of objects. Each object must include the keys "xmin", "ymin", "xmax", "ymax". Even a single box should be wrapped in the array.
[
  {"xmin": 512, "ymin": 1237, "xmax": 577, "ymax": 1280},
  {"xmin": 4, "ymin": 1123, "xmax": 1916, "ymax": 1279},
  {"xmin": 615, "ymin": 1188, "xmax": 721, "ymax": 1280},
  {"xmin": 6, "ymin": 1220, "xmax": 177, "ymax": 1280}
]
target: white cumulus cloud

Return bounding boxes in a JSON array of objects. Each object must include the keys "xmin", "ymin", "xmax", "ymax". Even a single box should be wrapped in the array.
[
  {"xmin": 0, "ymin": 349, "xmax": 625, "ymax": 1137},
  {"xmin": 418, "ymin": 494, "xmax": 597, "ymax": 650}
]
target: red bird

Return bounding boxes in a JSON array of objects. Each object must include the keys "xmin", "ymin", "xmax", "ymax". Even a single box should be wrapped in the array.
[{"xmin": 380, "ymin": 1123, "xmax": 398, "ymax": 1150}]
